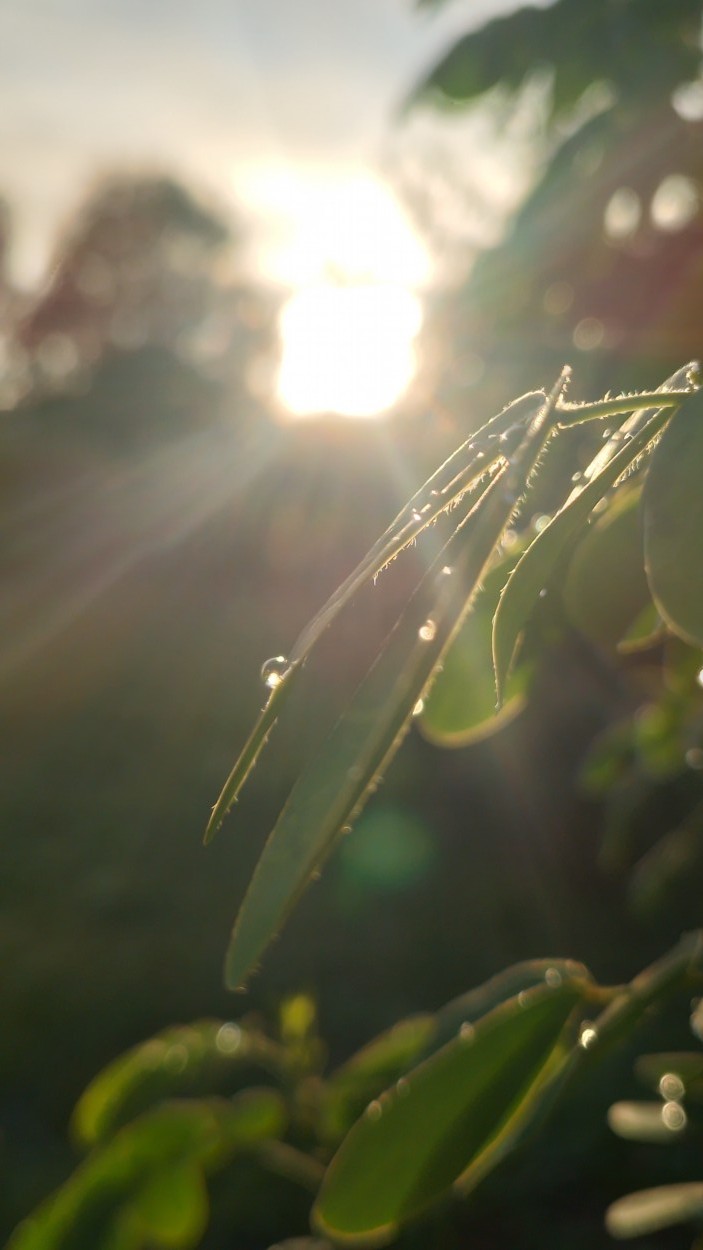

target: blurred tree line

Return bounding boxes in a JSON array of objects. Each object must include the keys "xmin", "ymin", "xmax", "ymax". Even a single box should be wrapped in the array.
[{"xmin": 3, "ymin": 0, "xmax": 703, "ymax": 1243}]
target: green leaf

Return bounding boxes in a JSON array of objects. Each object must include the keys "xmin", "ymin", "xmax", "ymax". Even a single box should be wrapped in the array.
[
  {"xmin": 410, "ymin": 1, "xmax": 700, "ymax": 118},
  {"xmin": 205, "ymin": 393, "xmax": 546, "ymax": 844},
  {"xmin": 562, "ymin": 487, "xmax": 651, "ymax": 650},
  {"xmin": 419, "ymin": 545, "xmax": 532, "ymax": 746},
  {"xmin": 313, "ymin": 981, "xmax": 583, "ymax": 1245},
  {"xmin": 644, "ymin": 388, "xmax": 703, "ymax": 646},
  {"xmin": 7, "ymin": 1104, "xmax": 218, "ymax": 1250},
  {"xmin": 617, "ymin": 601, "xmax": 666, "ymax": 653},
  {"xmin": 204, "ymin": 659, "xmax": 302, "ymax": 844},
  {"xmin": 493, "ymin": 383, "xmax": 690, "ymax": 702},
  {"xmin": 606, "ymin": 1183, "xmax": 703, "ymax": 1239},
  {"xmin": 328, "ymin": 1016, "xmax": 436, "ymax": 1101},
  {"xmin": 9, "ymin": 1096, "xmax": 287, "ymax": 1250},
  {"xmin": 72, "ymin": 1021, "xmax": 285, "ymax": 1146},
  {"xmin": 224, "ymin": 383, "xmax": 565, "ymax": 989},
  {"xmin": 427, "ymin": 959, "xmax": 592, "ymax": 1057},
  {"xmin": 133, "ymin": 1163, "xmax": 208, "ymax": 1248},
  {"xmin": 324, "ymin": 1016, "xmax": 436, "ymax": 1138},
  {"xmin": 408, "ymin": 3, "xmax": 600, "ymax": 118}
]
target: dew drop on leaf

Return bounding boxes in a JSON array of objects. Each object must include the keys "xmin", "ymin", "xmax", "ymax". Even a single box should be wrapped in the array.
[
  {"xmin": 260, "ymin": 656, "xmax": 289, "ymax": 689},
  {"xmin": 579, "ymin": 1022, "xmax": 598, "ymax": 1050}
]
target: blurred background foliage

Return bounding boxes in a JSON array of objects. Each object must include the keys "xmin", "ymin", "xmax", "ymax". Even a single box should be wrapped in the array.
[{"xmin": 3, "ymin": 0, "xmax": 703, "ymax": 1245}]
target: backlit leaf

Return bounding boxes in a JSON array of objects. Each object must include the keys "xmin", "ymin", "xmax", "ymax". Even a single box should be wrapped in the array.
[
  {"xmin": 562, "ymin": 487, "xmax": 651, "ymax": 649},
  {"xmin": 313, "ymin": 981, "xmax": 583, "ymax": 1245},
  {"xmin": 644, "ymin": 388, "xmax": 703, "ymax": 646},
  {"xmin": 419, "ymin": 546, "xmax": 532, "ymax": 746},
  {"xmin": 224, "ymin": 386, "xmax": 564, "ymax": 989},
  {"xmin": 493, "ymin": 385, "xmax": 688, "ymax": 702}
]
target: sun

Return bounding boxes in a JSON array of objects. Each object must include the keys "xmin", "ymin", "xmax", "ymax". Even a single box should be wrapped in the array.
[
  {"xmin": 278, "ymin": 283, "xmax": 422, "ymax": 419},
  {"xmin": 239, "ymin": 165, "xmax": 430, "ymax": 419}
]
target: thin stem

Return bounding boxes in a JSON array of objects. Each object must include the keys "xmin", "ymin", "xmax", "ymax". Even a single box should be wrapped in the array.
[{"xmin": 556, "ymin": 390, "xmax": 693, "ymax": 426}]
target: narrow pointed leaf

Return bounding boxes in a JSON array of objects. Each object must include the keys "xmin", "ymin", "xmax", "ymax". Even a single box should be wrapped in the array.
[
  {"xmin": 225, "ymin": 385, "xmax": 565, "ymax": 989},
  {"xmin": 493, "ymin": 392, "xmax": 689, "ymax": 702},
  {"xmin": 644, "ymin": 387, "xmax": 703, "ymax": 646},
  {"xmin": 287, "ymin": 390, "xmax": 546, "ymax": 664},
  {"xmin": 206, "ymin": 392, "xmax": 545, "ymax": 843},
  {"xmin": 313, "ymin": 981, "xmax": 583, "ymax": 1245},
  {"xmin": 205, "ymin": 660, "xmax": 301, "ymax": 843}
]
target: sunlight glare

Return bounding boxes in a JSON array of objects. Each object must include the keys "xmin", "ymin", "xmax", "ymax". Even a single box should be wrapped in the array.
[
  {"xmin": 238, "ymin": 164, "xmax": 429, "ymax": 418},
  {"xmin": 278, "ymin": 284, "xmax": 422, "ymax": 418}
]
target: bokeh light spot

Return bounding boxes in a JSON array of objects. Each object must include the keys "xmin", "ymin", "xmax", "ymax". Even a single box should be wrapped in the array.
[
  {"xmin": 604, "ymin": 187, "xmax": 642, "ymax": 240},
  {"xmin": 650, "ymin": 175, "xmax": 699, "ymax": 233},
  {"xmin": 338, "ymin": 805, "xmax": 436, "ymax": 892}
]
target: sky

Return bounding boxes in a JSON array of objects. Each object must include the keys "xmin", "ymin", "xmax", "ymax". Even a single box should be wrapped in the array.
[{"xmin": 0, "ymin": 0, "xmax": 539, "ymax": 287}]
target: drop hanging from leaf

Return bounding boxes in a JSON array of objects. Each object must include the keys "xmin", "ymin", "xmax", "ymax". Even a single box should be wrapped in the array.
[{"xmin": 260, "ymin": 656, "xmax": 289, "ymax": 690}]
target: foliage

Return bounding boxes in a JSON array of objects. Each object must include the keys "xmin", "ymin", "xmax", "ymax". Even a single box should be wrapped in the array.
[
  {"xmin": 410, "ymin": 0, "xmax": 703, "ymax": 416},
  {"xmin": 15, "ymin": 361, "xmax": 703, "ymax": 1247}
]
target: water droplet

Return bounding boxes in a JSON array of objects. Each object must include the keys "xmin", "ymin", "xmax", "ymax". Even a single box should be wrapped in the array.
[
  {"xmin": 413, "ymin": 698, "xmax": 425, "ymax": 717},
  {"xmin": 366, "ymin": 1100, "xmax": 383, "ymax": 1121},
  {"xmin": 440, "ymin": 565, "xmax": 453, "ymax": 576},
  {"xmin": 396, "ymin": 1077, "xmax": 410, "ymax": 1098},
  {"xmin": 696, "ymin": 668, "xmax": 703, "ymax": 689},
  {"xmin": 571, "ymin": 471, "xmax": 582, "ymax": 484},
  {"xmin": 685, "ymin": 748, "xmax": 703, "ymax": 770},
  {"xmin": 412, "ymin": 510, "xmax": 422, "ymax": 522},
  {"xmin": 475, "ymin": 451, "xmax": 485, "ymax": 461},
  {"xmin": 430, "ymin": 488, "xmax": 440, "ymax": 498},
  {"xmin": 459, "ymin": 1021, "xmax": 475, "ymax": 1042},
  {"xmin": 661, "ymin": 1101, "xmax": 687, "ymax": 1132},
  {"xmin": 602, "ymin": 428, "xmax": 613, "ymax": 440},
  {"xmin": 418, "ymin": 620, "xmax": 437, "ymax": 643},
  {"xmin": 544, "ymin": 967, "xmax": 563, "ymax": 988},
  {"xmin": 215, "ymin": 1023, "xmax": 242, "ymax": 1055},
  {"xmin": 659, "ymin": 1072, "xmax": 685, "ymax": 1102},
  {"xmin": 261, "ymin": 656, "xmax": 288, "ymax": 690},
  {"xmin": 533, "ymin": 514, "xmax": 551, "ymax": 533},
  {"xmin": 579, "ymin": 1022, "xmax": 598, "ymax": 1050},
  {"xmin": 517, "ymin": 990, "xmax": 530, "ymax": 1007},
  {"xmin": 539, "ymin": 588, "xmax": 548, "ymax": 599}
]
